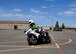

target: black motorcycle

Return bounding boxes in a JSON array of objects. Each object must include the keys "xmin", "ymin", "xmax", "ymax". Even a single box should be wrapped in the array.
[
  {"xmin": 24, "ymin": 29, "xmax": 51, "ymax": 45},
  {"xmin": 38, "ymin": 31, "xmax": 51, "ymax": 44}
]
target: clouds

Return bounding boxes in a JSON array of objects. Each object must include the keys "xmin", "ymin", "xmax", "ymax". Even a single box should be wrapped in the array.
[
  {"xmin": 0, "ymin": 8, "xmax": 49, "ymax": 22},
  {"xmin": 25, "ymin": 14, "xmax": 51, "ymax": 26},
  {"xmin": 0, "ymin": 8, "xmax": 26, "ymax": 21},
  {"xmin": 30, "ymin": 5, "xmax": 48, "ymax": 14},
  {"xmin": 58, "ymin": 3, "xmax": 76, "ymax": 16},
  {"xmin": 57, "ymin": 1, "xmax": 76, "ymax": 16},
  {"xmin": 70, "ymin": 8, "xmax": 76, "ymax": 11},
  {"xmin": 26, "ymin": 15, "xmax": 46, "ymax": 19},
  {"xmin": 58, "ymin": 11, "xmax": 76, "ymax": 16},
  {"xmin": 70, "ymin": 2, "xmax": 76, "ymax": 7},
  {"xmin": 0, "ymin": 9, "xmax": 23, "ymax": 17},
  {"xmin": 30, "ymin": 9, "xmax": 40, "ymax": 13},
  {"xmin": 0, "ymin": 0, "xmax": 76, "ymax": 27},
  {"xmin": 0, "ymin": 8, "xmax": 48, "ymax": 18},
  {"xmin": 41, "ymin": 6, "xmax": 48, "ymax": 8},
  {"xmin": 30, "ymin": 8, "xmax": 48, "ymax": 14},
  {"xmin": 70, "ymin": 4, "xmax": 76, "ymax": 6},
  {"xmin": 11, "ymin": 9, "xmax": 22, "ymax": 12},
  {"xmin": 0, "ymin": 13, "xmax": 25, "ymax": 18},
  {"xmin": 0, "ymin": 8, "xmax": 23, "ymax": 18}
]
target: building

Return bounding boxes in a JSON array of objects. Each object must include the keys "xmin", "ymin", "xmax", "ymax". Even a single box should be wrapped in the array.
[
  {"xmin": 0, "ymin": 20, "xmax": 29, "ymax": 30},
  {"xmin": 43, "ymin": 26, "xmax": 50, "ymax": 30}
]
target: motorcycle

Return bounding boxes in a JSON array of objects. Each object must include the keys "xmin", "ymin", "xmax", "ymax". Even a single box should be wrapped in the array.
[{"xmin": 24, "ymin": 28, "xmax": 51, "ymax": 45}]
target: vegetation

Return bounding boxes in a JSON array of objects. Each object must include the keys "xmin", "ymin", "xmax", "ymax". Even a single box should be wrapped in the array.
[
  {"xmin": 54, "ymin": 21, "xmax": 62, "ymax": 31},
  {"xmin": 61, "ymin": 23, "xmax": 65, "ymax": 29},
  {"xmin": 55, "ymin": 21, "xmax": 59, "ymax": 29}
]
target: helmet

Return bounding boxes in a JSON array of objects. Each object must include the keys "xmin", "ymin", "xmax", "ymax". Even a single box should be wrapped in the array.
[{"xmin": 29, "ymin": 20, "xmax": 34, "ymax": 23}]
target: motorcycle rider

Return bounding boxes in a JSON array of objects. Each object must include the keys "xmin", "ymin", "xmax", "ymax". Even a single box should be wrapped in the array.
[
  {"xmin": 25, "ymin": 20, "xmax": 51, "ymax": 44},
  {"xmin": 29, "ymin": 20, "xmax": 39, "ymax": 30},
  {"xmin": 29, "ymin": 20, "xmax": 35, "ymax": 28},
  {"xmin": 25, "ymin": 20, "xmax": 40, "ymax": 38}
]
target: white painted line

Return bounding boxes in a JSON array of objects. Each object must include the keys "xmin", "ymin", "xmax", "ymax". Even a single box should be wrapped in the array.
[
  {"xmin": 0, "ymin": 48, "xmax": 36, "ymax": 52},
  {"xmin": 0, "ymin": 44, "xmax": 57, "ymax": 48},
  {"xmin": 0, "ymin": 45, "xmax": 58, "ymax": 52},
  {"xmin": 0, "ymin": 45, "xmax": 30, "ymax": 47},
  {"xmin": 50, "ymin": 33, "xmax": 64, "ymax": 54},
  {"xmin": 0, "ymin": 41, "xmax": 27, "ymax": 44},
  {"xmin": 59, "ymin": 39, "xmax": 72, "ymax": 45},
  {"xmin": 50, "ymin": 33, "xmax": 60, "ymax": 48},
  {"xmin": 55, "ymin": 43, "xmax": 60, "ymax": 48}
]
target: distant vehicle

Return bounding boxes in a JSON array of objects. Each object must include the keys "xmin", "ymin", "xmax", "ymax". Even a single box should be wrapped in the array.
[
  {"xmin": 54, "ymin": 28, "xmax": 62, "ymax": 31},
  {"xmin": 24, "ymin": 28, "xmax": 51, "ymax": 45}
]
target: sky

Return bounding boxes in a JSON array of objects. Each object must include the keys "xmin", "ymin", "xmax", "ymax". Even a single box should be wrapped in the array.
[{"xmin": 0, "ymin": 0, "xmax": 76, "ymax": 27}]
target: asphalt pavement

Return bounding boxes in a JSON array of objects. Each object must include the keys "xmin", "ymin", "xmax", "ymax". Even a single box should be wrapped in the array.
[{"xmin": 0, "ymin": 30, "xmax": 76, "ymax": 54}]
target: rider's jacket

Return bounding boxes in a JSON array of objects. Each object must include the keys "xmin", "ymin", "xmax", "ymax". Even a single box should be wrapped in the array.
[{"xmin": 30, "ymin": 23, "xmax": 39, "ymax": 30}]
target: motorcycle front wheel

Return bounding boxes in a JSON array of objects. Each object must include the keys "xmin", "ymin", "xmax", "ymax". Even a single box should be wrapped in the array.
[{"xmin": 27, "ymin": 34, "xmax": 38, "ymax": 45}]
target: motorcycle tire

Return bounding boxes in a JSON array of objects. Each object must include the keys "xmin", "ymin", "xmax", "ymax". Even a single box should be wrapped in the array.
[{"xmin": 27, "ymin": 34, "xmax": 38, "ymax": 45}]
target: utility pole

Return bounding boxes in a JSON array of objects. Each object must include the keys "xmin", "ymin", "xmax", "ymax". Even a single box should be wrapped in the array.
[{"xmin": 52, "ymin": 18, "xmax": 54, "ymax": 30}]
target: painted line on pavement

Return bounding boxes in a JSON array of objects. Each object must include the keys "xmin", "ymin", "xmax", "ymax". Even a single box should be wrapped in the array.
[
  {"xmin": 59, "ymin": 39, "xmax": 72, "ymax": 46},
  {"xmin": 0, "ymin": 48, "xmax": 36, "ymax": 52},
  {"xmin": 0, "ymin": 41, "xmax": 27, "ymax": 44},
  {"xmin": 0, "ymin": 45, "xmax": 30, "ymax": 47},
  {"xmin": 0, "ymin": 45, "xmax": 57, "ymax": 52},
  {"xmin": 55, "ymin": 43, "xmax": 60, "ymax": 48},
  {"xmin": 50, "ymin": 33, "xmax": 60, "ymax": 48},
  {"xmin": 50, "ymin": 33, "xmax": 64, "ymax": 54},
  {"xmin": 0, "ymin": 44, "xmax": 57, "ymax": 48},
  {"xmin": 0, "ymin": 39, "xmax": 72, "ymax": 48}
]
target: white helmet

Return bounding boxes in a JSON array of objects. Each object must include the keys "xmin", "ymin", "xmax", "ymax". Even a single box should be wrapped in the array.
[{"xmin": 29, "ymin": 20, "xmax": 34, "ymax": 23}]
